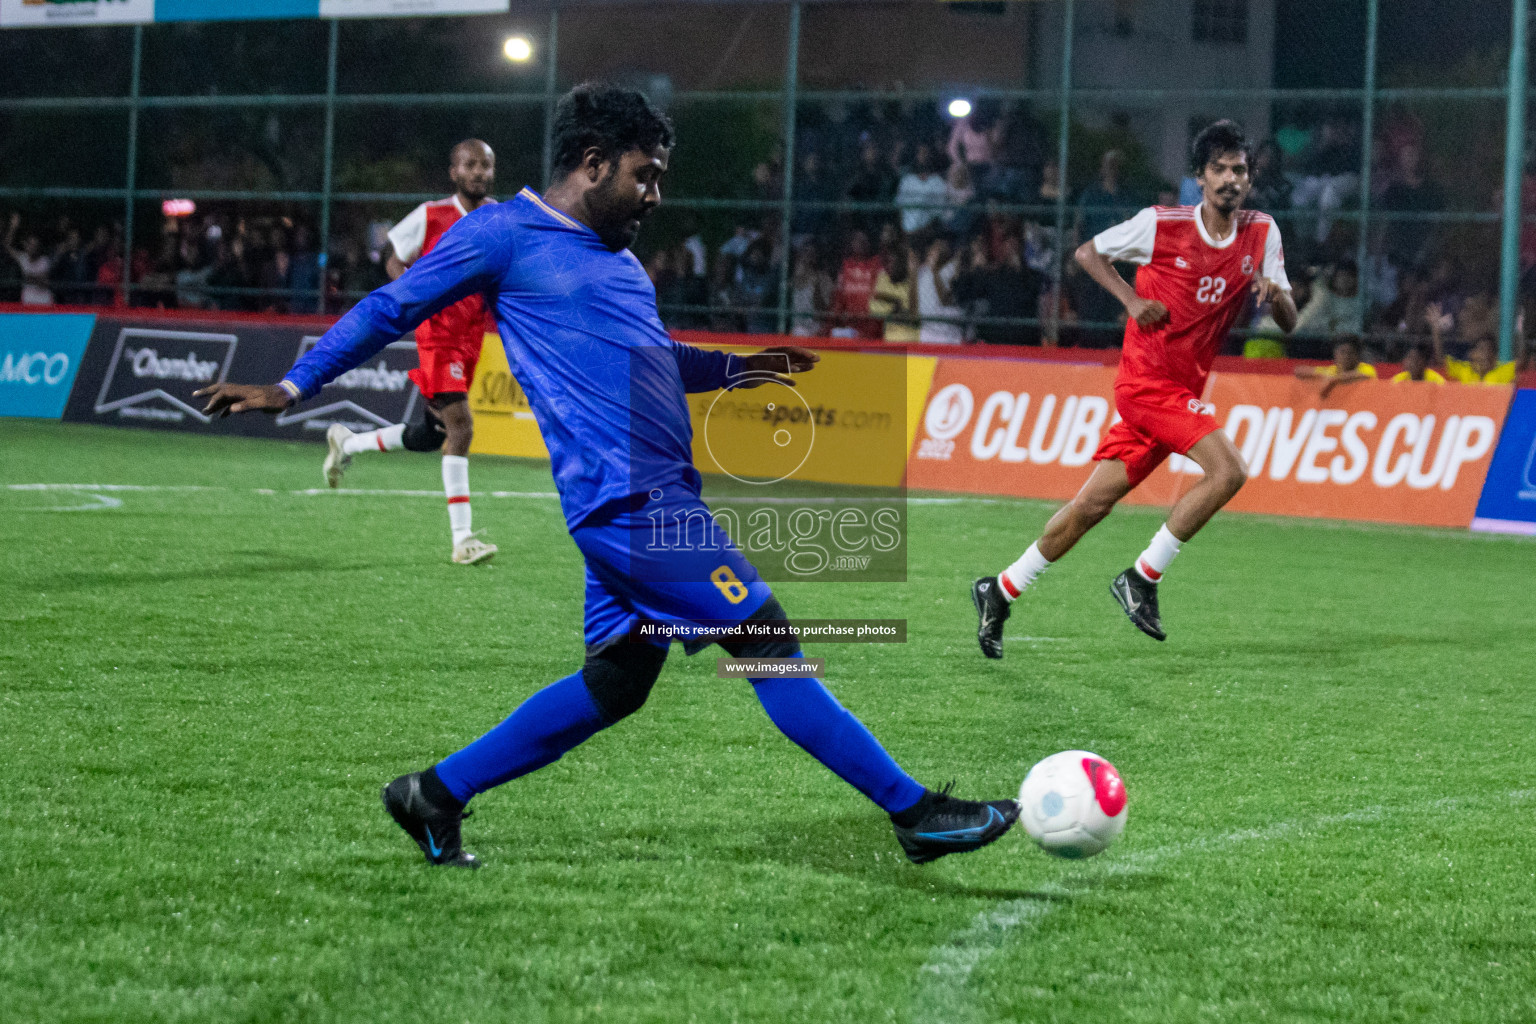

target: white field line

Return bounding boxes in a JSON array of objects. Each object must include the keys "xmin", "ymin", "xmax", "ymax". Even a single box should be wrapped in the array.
[
  {"xmin": 7, "ymin": 483, "xmax": 217, "ymax": 491},
  {"xmin": 4, "ymin": 483, "xmax": 564, "ymax": 500},
  {"xmin": 909, "ymin": 498, "xmax": 997, "ymax": 505},
  {"xmin": 6, "ymin": 483, "xmax": 1533, "ymax": 544},
  {"xmin": 703, "ymin": 496, "xmax": 992, "ymax": 505},
  {"xmin": 7, "ymin": 483, "xmax": 982, "ymax": 505},
  {"xmin": 912, "ymin": 900, "xmax": 1057, "ymax": 1024},
  {"xmin": 6, "ymin": 482, "xmax": 214, "ymax": 511},
  {"xmin": 44, "ymin": 492, "xmax": 124, "ymax": 511},
  {"xmin": 293, "ymin": 488, "xmax": 563, "ymax": 498},
  {"xmin": 912, "ymin": 790, "xmax": 1535, "ymax": 1024},
  {"xmin": 907, "ymin": 491, "xmax": 1536, "ymax": 543}
]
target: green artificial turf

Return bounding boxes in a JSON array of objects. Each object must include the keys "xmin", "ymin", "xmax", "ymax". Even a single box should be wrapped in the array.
[{"xmin": 2, "ymin": 419, "xmax": 1534, "ymax": 1023}]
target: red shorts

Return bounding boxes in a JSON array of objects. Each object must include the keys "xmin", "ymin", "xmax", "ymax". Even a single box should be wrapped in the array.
[
  {"xmin": 1092, "ymin": 381, "xmax": 1220, "ymax": 487},
  {"xmin": 408, "ymin": 336, "xmax": 482, "ymax": 400}
]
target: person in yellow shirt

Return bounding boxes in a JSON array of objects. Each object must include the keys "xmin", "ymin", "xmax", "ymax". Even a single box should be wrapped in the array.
[
  {"xmin": 1390, "ymin": 344, "xmax": 1446, "ymax": 383},
  {"xmin": 1442, "ymin": 337, "xmax": 1518, "ymax": 384},
  {"xmin": 1295, "ymin": 334, "xmax": 1375, "ymax": 396},
  {"xmin": 868, "ymin": 245, "xmax": 920, "ymax": 343},
  {"xmin": 1428, "ymin": 298, "xmax": 1526, "ymax": 383}
]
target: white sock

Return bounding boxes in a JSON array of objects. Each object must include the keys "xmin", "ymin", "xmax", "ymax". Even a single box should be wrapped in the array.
[
  {"xmin": 442, "ymin": 455, "xmax": 472, "ymax": 545},
  {"xmin": 343, "ymin": 423, "xmax": 405, "ymax": 455},
  {"xmin": 998, "ymin": 542, "xmax": 1051, "ymax": 602},
  {"xmin": 1134, "ymin": 524, "xmax": 1183, "ymax": 583}
]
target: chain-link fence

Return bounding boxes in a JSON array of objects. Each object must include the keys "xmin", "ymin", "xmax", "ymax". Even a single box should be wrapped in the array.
[{"xmin": 0, "ymin": 0, "xmax": 1526, "ymax": 361}]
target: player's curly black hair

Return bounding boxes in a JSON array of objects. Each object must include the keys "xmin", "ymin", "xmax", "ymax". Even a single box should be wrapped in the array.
[
  {"xmin": 1190, "ymin": 119, "xmax": 1253, "ymax": 174},
  {"xmin": 551, "ymin": 82, "xmax": 675, "ymax": 177}
]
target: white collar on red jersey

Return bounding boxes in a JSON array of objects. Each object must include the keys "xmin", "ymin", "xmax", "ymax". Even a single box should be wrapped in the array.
[{"xmin": 1192, "ymin": 203, "xmax": 1239, "ymax": 250}]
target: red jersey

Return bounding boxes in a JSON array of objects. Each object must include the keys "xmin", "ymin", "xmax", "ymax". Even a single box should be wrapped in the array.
[
  {"xmin": 387, "ymin": 195, "xmax": 496, "ymax": 350},
  {"xmin": 832, "ymin": 254, "xmax": 884, "ymax": 338},
  {"xmin": 1093, "ymin": 205, "xmax": 1289, "ymax": 393}
]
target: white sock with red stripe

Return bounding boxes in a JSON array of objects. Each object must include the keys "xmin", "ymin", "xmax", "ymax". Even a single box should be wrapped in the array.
[
  {"xmin": 442, "ymin": 455, "xmax": 473, "ymax": 545},
  {"xmin": 997, "ymin": 542, "xmax": 1051, "ymax": 603},
  {"xmin": 1134, "ymin": 524, "xmax": 1183, "ymax": 584},
  {"xmin": 343, "ymin": 423, "xmax": 405, "ymax": 455}
]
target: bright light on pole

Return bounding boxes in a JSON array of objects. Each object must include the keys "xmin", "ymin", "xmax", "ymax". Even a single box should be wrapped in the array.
[
  {"xmin": 503, "ymin": 36, "xmax": 533, "ymax": 62},
  {"xmin": 947, "ymin": 98, "xmax": 972, "ymax": 119}
]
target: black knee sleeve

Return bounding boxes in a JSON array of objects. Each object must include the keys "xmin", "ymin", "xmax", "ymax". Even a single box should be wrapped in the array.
[
  {"xmin": 719, "ymin": 596, "xmax": 803, "ymax": 660},
  {"xmin": 581, "ymin": 641, "xmax": 668, "ymax": 724},
  {"xmin": 402, "ymin": 406, "xmax": 447, "ymax": 452}
]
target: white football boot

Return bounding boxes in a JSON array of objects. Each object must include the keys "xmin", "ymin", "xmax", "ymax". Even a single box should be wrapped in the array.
[
  {"xmin": 323, "ymin": 423, "xmax": 354, "ymax": 488},
  {"xmin": 452, "ymin": 531, "xmax": 498, "ymax": 566}
]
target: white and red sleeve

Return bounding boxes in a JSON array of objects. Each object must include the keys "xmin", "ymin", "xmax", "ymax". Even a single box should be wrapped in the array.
[
  {"xmin": 1262, "ymin": 220, "xmax": 1292, "ymax": 291},
  {"xmin": 1092, "ymin": 207, "xmax": 1158, "ymax": 265},
  {"xmin": 386, "ymin": 202, "xmax": 429, "ymax": 265}
]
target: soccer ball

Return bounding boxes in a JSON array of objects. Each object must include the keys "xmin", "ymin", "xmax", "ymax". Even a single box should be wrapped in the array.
[{"xmin": 1018, "ymin": 750, "xmax": 1128, "ymax": 859}]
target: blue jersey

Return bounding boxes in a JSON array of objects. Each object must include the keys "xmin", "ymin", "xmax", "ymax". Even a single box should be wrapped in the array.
[{"xmin": 283, "ymin": 187, "xmax": 734, "ymax": 528}]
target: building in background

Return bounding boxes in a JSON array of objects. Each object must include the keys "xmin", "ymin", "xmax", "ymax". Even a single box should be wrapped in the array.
[{"xmin": 1036, "ymin": 0, "xmax": 1277, "ymax": 185}]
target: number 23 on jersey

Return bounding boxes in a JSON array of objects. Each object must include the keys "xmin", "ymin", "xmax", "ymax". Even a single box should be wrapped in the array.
[{"xmin": 1195, "ymin": 276, "xmax": 1227, "ymax": 304}]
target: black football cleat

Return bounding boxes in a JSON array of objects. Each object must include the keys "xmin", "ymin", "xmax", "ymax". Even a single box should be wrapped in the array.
[
  {"xmin": 1110, "ymin": 567, "xmax": 1166, "ymax": 641},
  {"xmin": 892, "ymin": 784, "xmax": 1021, "ymax": 864},
  {"xmin": 972, "ymin": 576, "xmax": 1011, "ymax": 660},
  {"xmin": 381, "ymin": 771, "xmax": 480, "ymax": 868}
]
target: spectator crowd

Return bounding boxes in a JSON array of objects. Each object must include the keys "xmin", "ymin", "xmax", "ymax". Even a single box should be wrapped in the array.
[
  {"xmin": 0, "ymin": 208, "xmax": 387, "ymax": 317},
  {"xmin": 3, "ymin": 99, "xmax": 1532, "ymax": 378},
  {"xmin": 640, "ymin": 100, "xmax": 1533, "ymax": 377}
]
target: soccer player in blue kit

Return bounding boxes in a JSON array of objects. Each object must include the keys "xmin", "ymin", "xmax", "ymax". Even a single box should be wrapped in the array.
[{"xmin": 196, "ymin": 84, "xmax": 1018, "ymax": 869}]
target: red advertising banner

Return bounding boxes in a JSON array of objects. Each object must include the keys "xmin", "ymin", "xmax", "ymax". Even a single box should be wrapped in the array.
[
  {"xmin": 907, "ymin": 357, "xmax": 1514, "ymax": 528},
  {"xmin": 1197, "ymin": 375, "xmax": 1514, "ymax": 527},
  {"xmin": 908, "ymin": 359, "xmax": 1159, "ymax": 498}
]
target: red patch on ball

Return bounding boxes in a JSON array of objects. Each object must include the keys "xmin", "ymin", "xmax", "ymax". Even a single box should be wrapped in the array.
[{"xmin": 1082, "ymin": 757, "xmax": 1126, "ymax": 816}]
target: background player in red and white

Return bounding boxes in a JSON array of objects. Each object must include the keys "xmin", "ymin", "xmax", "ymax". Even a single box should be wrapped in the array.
[
  {"xmin": 323, "ymin": 139, "xmax": 499, "ymax": 565},
  {"xmin": 972, "ymin": 121, "xmax": 1297, "ymax": 656}
]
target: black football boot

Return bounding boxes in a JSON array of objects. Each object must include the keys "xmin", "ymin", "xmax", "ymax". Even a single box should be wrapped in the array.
[{"xmin": 1110, "ymin": 567, "xmax": 1166, "ymax": 641}]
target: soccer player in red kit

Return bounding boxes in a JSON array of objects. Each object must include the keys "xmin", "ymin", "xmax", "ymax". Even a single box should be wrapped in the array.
[
  {"xmin": 323, "ymin": 139, "xmax": 499, "ymax": 565},
  {"xmin": 972, "ymin": 121, "xmax": 1297, "ymax": 656}
]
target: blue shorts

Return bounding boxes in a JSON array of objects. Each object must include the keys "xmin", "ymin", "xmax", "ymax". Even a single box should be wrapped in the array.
[{"xmin": 573, "ymin": 488, "xmax": 773, "ymax": 652}]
